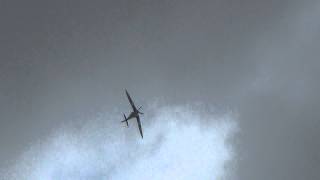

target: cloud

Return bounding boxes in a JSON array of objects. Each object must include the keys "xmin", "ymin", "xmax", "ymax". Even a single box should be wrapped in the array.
[{"xmin": 3, "ymin": 105, "xmax": 237, "ymax": 180}]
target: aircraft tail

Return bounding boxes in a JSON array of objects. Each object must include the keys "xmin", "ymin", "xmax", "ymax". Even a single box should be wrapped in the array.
[{"xmin": 122, "ymin": 113, "xmax": 129, "ymax": 127}]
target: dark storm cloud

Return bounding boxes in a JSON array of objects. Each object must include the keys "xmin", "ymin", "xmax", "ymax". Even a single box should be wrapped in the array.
[
  {"xmin": 234, "ymin": 3, "xmax": 320, "ymax": 178},
  {"xmin": 0, "ymin": 0, "xmax": 320, "ymax": 179},
  {"xmin": 0, "ymin": 0, "xmax": 256, "ymax": 166}
]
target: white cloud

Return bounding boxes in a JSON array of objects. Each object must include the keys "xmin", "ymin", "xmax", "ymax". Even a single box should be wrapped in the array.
[{"xmin": 4, "ymin": 105, "xmax": 237, "ymax": 180}]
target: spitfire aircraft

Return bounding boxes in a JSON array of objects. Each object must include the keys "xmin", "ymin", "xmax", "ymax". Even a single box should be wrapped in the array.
[{"xmin": 121, "ymin": 90, "xmax": 144, "ymax": 138}]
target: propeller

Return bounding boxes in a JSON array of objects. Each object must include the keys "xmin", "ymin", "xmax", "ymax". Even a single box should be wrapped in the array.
[{"xmin": 138, "ymin": 106, "xmax": 144, "ymax": 115}]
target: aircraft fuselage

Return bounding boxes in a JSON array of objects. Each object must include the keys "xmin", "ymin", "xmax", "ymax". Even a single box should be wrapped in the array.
[{"xmin": 126, "ymin": 111, "xmax": 139, "ymax": 120}]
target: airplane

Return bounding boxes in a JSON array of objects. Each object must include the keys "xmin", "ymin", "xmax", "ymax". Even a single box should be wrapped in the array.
[{"xmin": 121, "ymin": 90, "xmax": 144, "ymax": 138}]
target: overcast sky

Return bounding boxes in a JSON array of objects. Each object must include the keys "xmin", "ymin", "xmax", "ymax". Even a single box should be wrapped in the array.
[{"xmin": 1, "ymin": 0, "xmax": 320, "ymax": 179}]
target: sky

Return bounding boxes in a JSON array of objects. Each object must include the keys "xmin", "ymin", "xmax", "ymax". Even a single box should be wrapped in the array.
[
  {"xmin": 2, "ymin": 105, "xmax": 237, "ymax": 179},
  {"xmin": 1, "ymin": 0, "xmax": 320, "ymax": 179}
]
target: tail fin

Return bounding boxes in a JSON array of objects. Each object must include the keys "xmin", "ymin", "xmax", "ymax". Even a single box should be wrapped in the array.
[{"xmin": 123, "ymin": 114, "xmax": 128, "ymax": 127}]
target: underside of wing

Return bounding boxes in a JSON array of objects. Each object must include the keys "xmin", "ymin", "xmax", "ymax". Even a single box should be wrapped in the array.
[
  {"xmin": 136, "ymin": 116, "xmax": 143, "ymax": 138},
  {"xmin": 126, "ymin": 90, "xmax": 137, "ymax": 111}
]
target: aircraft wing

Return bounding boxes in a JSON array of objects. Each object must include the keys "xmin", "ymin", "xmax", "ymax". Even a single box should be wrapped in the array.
[
  {"xmin": 136, "ymin": 115, "xmax": 143, "ymax": 138},
  {"xmin": 126, "ymin": 90, "xmax": 137, "ymax": 111}
]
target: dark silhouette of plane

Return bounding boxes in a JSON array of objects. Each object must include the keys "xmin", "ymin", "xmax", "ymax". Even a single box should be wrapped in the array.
[{"xmin": 121, "ymin": 90, "xmax": 144, "ymax": 138}]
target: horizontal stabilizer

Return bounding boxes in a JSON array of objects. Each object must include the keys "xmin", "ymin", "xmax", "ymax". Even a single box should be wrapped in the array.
[{"xmin": 123, "ymin": 114, "xmax": 128, "ymax": 127}]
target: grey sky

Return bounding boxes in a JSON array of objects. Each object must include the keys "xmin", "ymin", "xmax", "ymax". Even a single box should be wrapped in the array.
[{"xmin": 1, "ymin": 0, "xmax": 320, "ymax": 179}]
